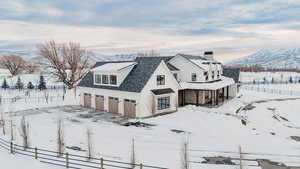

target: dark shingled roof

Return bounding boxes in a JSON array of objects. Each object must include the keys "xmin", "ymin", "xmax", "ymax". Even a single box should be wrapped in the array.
[
  {"xmin": 151, "ymin": 88, "xmax": 175, "ymax": 95},
  {"xmin": 167, "ymin": 63, "xmax": 179, "ymax": 71},
  {"xmin": 223, "ymin": 68, "xmax": 240, "ymax": 83},
  {"xmin": 177, "ymin": 53, "xmax": 208, "ymax": 60},
  {"xmin": 78, "ymin": 57, "xmax": 174, "ymax": 93}
]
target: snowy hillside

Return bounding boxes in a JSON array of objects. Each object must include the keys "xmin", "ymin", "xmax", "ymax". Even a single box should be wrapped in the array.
[{"xmin": 227, "ymin": 49, "xmax": 300, "ymax": 69}]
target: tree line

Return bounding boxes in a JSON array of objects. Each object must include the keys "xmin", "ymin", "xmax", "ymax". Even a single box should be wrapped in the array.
[
  {"xmin": 1, "ymin": 75, "xmax": 46, "ymax": 90},
  {"xmin": 1, "ymin": 40, "xmax": 91, "ymax": 89}
]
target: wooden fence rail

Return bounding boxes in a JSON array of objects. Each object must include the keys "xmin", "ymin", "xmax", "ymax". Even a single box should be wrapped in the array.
[{"xmin": 0, "ymin": 137, "xmax": 168, "ymax": 169}]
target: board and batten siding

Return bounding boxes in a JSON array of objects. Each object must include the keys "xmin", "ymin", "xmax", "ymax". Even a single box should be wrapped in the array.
[
  {"xmin": 168, "ymin": 55, "xmax": 205, "ymax": 82},
  {"xmin": 139, "ymin": 60, "xmax": 180, "ymax": 117}
]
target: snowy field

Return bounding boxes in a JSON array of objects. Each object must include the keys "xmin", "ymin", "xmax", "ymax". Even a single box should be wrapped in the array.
[
  {"xmin": 240, "ymin": 71, "xmax": 300, "ymax": 83},
  {"xmin": 1, "ymin": 72, "xmax": 300, "ymax": 169},
  {"xmin": 0, "ymin": 88, "xmax": 300, "ymax": 169}
]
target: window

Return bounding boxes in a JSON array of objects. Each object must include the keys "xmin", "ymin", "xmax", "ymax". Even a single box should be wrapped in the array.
[
  {"xmin": 204, "ymin": 72, "xmax": 208, "ymax": 81},
  {"xmin": 157, "ymin": 97, "xmax": 170, "ymax": 110},
  {"xmin": 191, "ymin": 73, "xmax": 197, "ymax": 81},
  {"xmin": 217, "ymin": 70, "xmax": 220, "ymax": 78},
  {"xmin": 212, "ymin": 71, "xmax": 215, "ymax": 79},
  {"xmin": 157, "ymin": 75, "xmax": 165, "ymax": 85},
  {"xmin": 95, "ymin": 74, "xmax": 101, "ymax": 83},
  {"xmin": 102, "ymin": 75, "xmax": 108, "ymax": 84},
  {"xmin": 173, "ymin": 73, "xmax": 178, "ymax": 80},
  {"xmin": 110, "ymin": 75, "xmax": 117, "ymax": 85}
]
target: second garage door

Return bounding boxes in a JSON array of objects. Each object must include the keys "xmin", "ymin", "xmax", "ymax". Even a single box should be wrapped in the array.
[
  {"xmin": 124, "ymin": 99, "xmax": 136, "ymax": 118},
  {"xmin": 95, "ymin": 95, "xmax": 104, "ymax": 111},
  {"xmin": 109, "ymin": 97, "xmax": 119, "ymax": 114}
]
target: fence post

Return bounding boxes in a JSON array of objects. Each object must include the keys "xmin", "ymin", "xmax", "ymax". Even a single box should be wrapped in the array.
[
  {"xmin": 100, "ymin": 157, "xmax": 104, "ymax": 169},
  {"xmin": 66, "ymin": 153, "xmax": 69, "ymax": 168},
  {"xmin": 10, "ymin": 142, "xmax": 13, "ymax": 154},
  {"xmin": 35, "ymin": 147, "xmax": 38, "ymax": 159},
  {"xmin": 239, "ymin": 146, "xmax": 243, "ymax": 169},
  {"xmin": 140, "ymin": 163, "xmax": 143, "ymax": 169}
]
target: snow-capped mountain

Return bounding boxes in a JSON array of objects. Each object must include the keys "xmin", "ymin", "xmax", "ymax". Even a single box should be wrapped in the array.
[{"xmin": 227, "ymin": 48, "xmax": 300, "ymax": 69}]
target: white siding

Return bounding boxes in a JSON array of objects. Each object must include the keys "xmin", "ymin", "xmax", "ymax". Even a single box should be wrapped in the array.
[
  {"xmin": 168, "ymin": 55, "xmax": 206, "ymax": 82},
  {"xmin": 139, "ymin": 61, "xmax": 180, "ymax": 117}
]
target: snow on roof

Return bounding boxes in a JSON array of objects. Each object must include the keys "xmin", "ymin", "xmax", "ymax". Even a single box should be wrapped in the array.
[
  {"xmin": 190, "ymin": 59, "xmax": 221, "ymax": 71},
  {"xmin": 179, "ymin": 76, "xmax": 235, "ymax": 90},
  {"xmin": 91, "ymin": 62, "xmax": 137, "ymax": 72}
]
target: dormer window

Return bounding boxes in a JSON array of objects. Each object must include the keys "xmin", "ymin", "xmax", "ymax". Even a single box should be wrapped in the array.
[
  {"xmin": 212, "ymin": 71, "xmax": 215, "ymax": 79},
  {"xmin": 110, "ymin": 75, "xmax": 117, "ymax": 85},
  {"xmin": 157, "ymin": 75, "xmax": 165, "ymax": 85},
  {"xmin": 95, "ymin": 74, "xmax": 101, "ymax": 83},
  {"xmin": 102, "ymin": 75, "xmax": 109, "ymax": 84},
  {"xmin": 191, "ymin": 73, "xmax": 197, "ymax": 81}
]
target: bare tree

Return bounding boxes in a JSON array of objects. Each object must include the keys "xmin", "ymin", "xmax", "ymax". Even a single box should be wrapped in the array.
[
  {"xmin": 57, "ymin": 118, "xmax": 65, "ymax": 156},
  {"xmin": 25, "ymin": 63, "xmax": 39, "ymax": 74},
  {"xmin": 0, "ymin": 55, "xmax": 26, "ymax": 76},
  {"xmin": 181, "ymin": 137, "xmax": 190, "ymax": 169},
  {"xmin": 19, "ymin": 116, "xmax": 30, "ymax": 149},
  {"xmin": 86, "ymin": 128, "xmax": 93, "ymax": 160},
  {"xmin": 130, "ymin": 138, "xmax": 136, "ymax": 169},
  {"xmin": 38, "ymin": 41, "xmax": 91, "ymax": 89}
]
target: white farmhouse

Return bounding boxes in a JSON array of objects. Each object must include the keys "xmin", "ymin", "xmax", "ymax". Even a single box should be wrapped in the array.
[{"xmin": 78, "ymin": 52, "xmax": 239, "ymax": 118}]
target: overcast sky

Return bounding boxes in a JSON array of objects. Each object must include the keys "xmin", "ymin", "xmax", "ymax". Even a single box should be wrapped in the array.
[{"xmin": 0, "ymin": 0, "xmax": 300, "ymax": 62}]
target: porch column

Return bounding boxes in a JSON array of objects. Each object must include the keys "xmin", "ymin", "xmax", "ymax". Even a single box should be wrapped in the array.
[
  {"xmin": 216, "ymin": 90, "xmax": 219, "ymax": 105},
  {"xmin": 227, "ymin": 86, "xmax": 229, "ymax": 99},
  {"xmin": 196, "ymin": 90, "xmax": 199, "ymax": 106},
  {"xmin": 211, "ymin": 90, "xmax": 213, "ymax": 106},
  {"xmin": 222, "ymin": 88, "xmax": 225, "ymax": 102}
]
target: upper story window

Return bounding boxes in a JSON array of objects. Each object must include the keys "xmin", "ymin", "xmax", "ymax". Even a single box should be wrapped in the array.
[
  {"xmin": 217, "ymin": 70, "xmax": 220, "ymax": 78},
  {"xmin": 102, "ymin": 75, "xmax": 109, "ymax": 84},
  {"xmin": 191, "ymin": 73, "xmax": 197, "ymax": 81},
  {"xmin": 212, "ymin": 71, "xmax": 215, "ymax": 79},
  {"xmin": 95, "ymin": 74, "xmax": 101, "ymax": 83},
  {"xmin": 110, "ymin": 75, "xmax": 117, "ymax": 85},
  {"xmin": 157, "ymin": 75, "xmax": 165, "ymax": 85}
]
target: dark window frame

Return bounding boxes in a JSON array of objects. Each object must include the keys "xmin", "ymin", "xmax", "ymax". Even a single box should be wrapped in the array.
[
  {"xmin": 95, "ymin": 74, "xmax": 102, "ymax": 83},
  {"xmin": 157, "ymin": 97, "xmax": 170, "ymax": 110},
  {"xmin": 110, "ymin": 75, "xmax": 117, "ymax": 85},
  {"xmin": 191, "ymin": 73, "xmax": 197, "ymax": 81},
  {"xmin": 157, "ymin": 75, "xmax": 165, "ymax": 85},
  {"xmin": 102, "ymin": 75, "xmax": 109, "ymax": 84}
]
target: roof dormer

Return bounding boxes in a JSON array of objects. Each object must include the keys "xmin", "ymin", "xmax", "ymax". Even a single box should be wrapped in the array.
[{"xmin": 91, "ymin": 62, "xmax": 137, "ymax": 86}]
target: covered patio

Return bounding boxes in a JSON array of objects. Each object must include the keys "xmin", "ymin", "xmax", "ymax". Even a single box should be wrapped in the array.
[{"xmin": 178, "ymin": 77, "xmax": 236, "ymax": 107}]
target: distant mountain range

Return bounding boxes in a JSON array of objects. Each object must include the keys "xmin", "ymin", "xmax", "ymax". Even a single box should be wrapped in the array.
[
  {"xmin": 0, "ymin": 49, "xmax": 136, "ymax": 65},
  {"xmin": 226, "ymin": 49, "xmax": 300, "ymax": 69}
]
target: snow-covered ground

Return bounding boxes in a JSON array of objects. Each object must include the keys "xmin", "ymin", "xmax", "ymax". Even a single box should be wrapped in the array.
[
  {"xmin": 0, "ymin": 88, "xmax": 300, "ymax": 169},
  {"xmin": 1, "ymin": 72, "xmax": 300, "ymax": 169}
]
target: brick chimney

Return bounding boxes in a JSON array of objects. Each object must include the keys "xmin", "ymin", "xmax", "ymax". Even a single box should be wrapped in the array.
[{"xmin": 204, "ymin": 51, "xmax": 214, "ymax": 60}]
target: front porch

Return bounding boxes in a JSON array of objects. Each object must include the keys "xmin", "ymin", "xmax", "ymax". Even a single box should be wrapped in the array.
[
  {"xmin": 178, "ymin": 77, "xmax": 236, "ymax": 107},
  {"xmin": 178, "ymin": 87, "xmax": 231, "ymax": 107}
]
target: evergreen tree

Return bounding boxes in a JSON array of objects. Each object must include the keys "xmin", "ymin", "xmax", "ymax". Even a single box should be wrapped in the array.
[
  {"xmin": 15, "ymin": 77, "xmax": 24, "ymax": 89},
  {"xmin": 289, "ymin": 77, "xmax": 293, "ymax": 83},
  {"xmin": 1, "ymin": 78, "xmax": 9, "ymax": 89},
  {"xmin": 38, "ymin": 75, "xmax": 47, "ymax": 90},
  {"xmin": 27, "ymin": 81, "xmax": 34, "ymax": 89},
  {"xmin": 271, "ymin": 77, "xmax": 275, "ymax": 84}
]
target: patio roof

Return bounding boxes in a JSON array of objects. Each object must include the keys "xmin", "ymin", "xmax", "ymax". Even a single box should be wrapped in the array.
[
  {"xmin": 151, "ymin": 88, "xmax": 175, "ymax": 95},
  {"xmin": 179, "ymin": 76, "xmax": 235, "ymax": 90}
]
